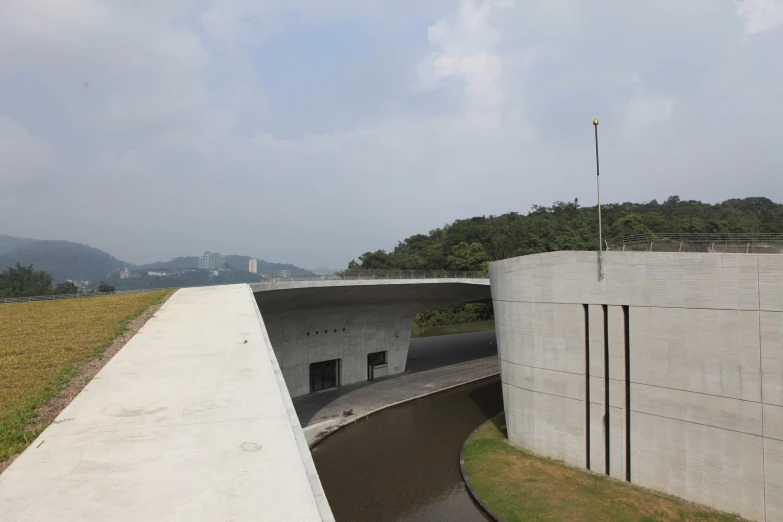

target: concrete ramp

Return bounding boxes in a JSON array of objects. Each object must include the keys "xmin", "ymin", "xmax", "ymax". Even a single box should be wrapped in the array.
[{"xmin": 0, "ymin": 284, "xmax": 333, "ymax": 521}]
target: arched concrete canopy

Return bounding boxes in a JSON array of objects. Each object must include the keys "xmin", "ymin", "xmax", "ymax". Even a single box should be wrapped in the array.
[{"xmin": 249, "ymin": 279, "xmax": 490, "ymax": 397}]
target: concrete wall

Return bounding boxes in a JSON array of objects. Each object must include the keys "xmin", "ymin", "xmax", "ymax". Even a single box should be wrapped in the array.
[
  {"xmin": 490, "ymin": 252, "xmax": 783, "ymax": 522},
  {"xmin": 252, "ymin": 279, "xmax": 490, "ymax": 398}
]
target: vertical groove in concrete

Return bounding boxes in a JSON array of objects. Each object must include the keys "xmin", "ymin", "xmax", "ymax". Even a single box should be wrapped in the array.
[
  {"xmin": 624, "ymin": 305, "xmax": 631, "ymax": 483},
  {"xmin": 603, "ymin": 304, "xmax": 610, "ymax": 476},
  {"xmin": 584, "ymin": 304, "xmax": 591, "ymax": 471}
]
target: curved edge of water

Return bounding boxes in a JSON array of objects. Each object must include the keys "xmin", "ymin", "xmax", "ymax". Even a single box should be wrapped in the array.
[
  {"xmin": 459, "ymin": 415, "xmax": 506, "ymax": 522},
  {"xmin": 308, "ymin": 372, "xmax": 500, "ymax": 449}
]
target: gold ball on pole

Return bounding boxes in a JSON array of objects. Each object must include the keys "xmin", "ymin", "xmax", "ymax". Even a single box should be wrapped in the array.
[{"xmin": 593, "ymin": 119, "xmax": 599, "ymax": 126}]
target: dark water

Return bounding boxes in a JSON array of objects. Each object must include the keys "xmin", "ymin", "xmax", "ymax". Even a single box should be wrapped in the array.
[{"xmin": 311, "ymin": 377, "xmax": 502, "ymax": 522}]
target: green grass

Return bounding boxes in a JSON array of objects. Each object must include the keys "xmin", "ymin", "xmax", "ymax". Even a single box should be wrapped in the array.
[
  {"xmin": 411, "ymin": 319, "xmax": 495, "ymax": 338},
  {"xmin": 463, "ymin": 414, "xmax": 745, "ymax": 522},
  {"xmin": 0, "ymin": 291, "xmax": 171, "ymax": 461}
]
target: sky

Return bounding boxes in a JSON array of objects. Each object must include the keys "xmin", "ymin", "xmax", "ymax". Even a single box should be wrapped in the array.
[{"xmin": 1, "ymin": 1, "xmax": 782, "ymax": 268}]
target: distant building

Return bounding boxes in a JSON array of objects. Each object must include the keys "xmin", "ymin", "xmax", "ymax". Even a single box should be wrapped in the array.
[
  {"xmin": 119, "ymin": 268, "xmax": 131, "ymax": 279},
  {"xmin": 198, "ymin": 251, "xmax": 225, "ymax": 270},
  {"xmin": 147, "ymin": 271, "xmax": 168, "ymax": 277},
  {"xmin": 67, "ymin": 280, "xmax": 90, "ymax": 292},
  {"xmin": 248, "ymin": 258, "xmax": 258, "ymax": 274}
]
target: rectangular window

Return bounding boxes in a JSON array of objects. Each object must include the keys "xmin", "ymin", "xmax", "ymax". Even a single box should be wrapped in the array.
[{"xmin": 367, "ymin": 351, "xmax": 388, "ymax": 381}]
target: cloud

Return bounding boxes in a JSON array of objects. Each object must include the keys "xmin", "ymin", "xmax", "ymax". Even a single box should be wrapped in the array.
[
  {"xmin": 418, "ymin": 0, "xmax": 513, "ymax": 106},
  {"xmin": 736, "ymin": 0, "xmax": 783, "ymax": 35},
  {"xmin": 624, "ymin": 76, "xmax": 674, "ymax": 131},
  {"xmin": 0, "ymin": 1, "xmax": 781, "ymax": 268},
  {"xmin": 0, "ymin": 117, "xmax": 53, "ymax": 181}
]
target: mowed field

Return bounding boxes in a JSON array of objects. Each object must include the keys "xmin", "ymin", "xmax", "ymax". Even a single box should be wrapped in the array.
[
  {"xmin": 0, "ymin": 291, "xmax": 170, "ymax": 463},
  {"xmin": 463, "ymin": 414, "xmax": 745, "ymax": 522}
]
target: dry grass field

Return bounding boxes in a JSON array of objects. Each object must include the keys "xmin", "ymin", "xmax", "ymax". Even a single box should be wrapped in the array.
[{"xmin": 0, "ymin": 291, "xmax": 170, "ymax": 465}]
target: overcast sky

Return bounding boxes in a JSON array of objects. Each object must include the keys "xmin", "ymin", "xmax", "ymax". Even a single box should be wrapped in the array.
[{"xmin": 1, "ymin": 1, "xmax": 782, "ymax": 268}]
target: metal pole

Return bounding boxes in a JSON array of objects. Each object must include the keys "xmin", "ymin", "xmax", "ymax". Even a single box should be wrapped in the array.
[{"xmin": 594, "ymin": 119, "xmax": 604, "ymax": 280}]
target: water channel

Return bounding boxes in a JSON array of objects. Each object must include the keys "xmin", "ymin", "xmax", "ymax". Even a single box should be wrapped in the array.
[{"xmin": 311, "ymin": 376, "xmax": 502, "ymax": 522}]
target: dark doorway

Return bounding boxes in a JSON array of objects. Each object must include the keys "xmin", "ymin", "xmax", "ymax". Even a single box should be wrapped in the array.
[
  {"xmin": 367, "ymin": 351, "xmax": 388, "ymax": 381},
  {"xmin": 310, "ymin": 359, "xmax": 340, "ymax": 393}
]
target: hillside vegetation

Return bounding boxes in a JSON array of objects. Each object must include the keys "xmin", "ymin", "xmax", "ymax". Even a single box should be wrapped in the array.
[
  {"xmin": 349, "ymin": 196, "xmax": 783, "ymax": 271},
  {"xmin": 349, "ymin": 196, "xmax": 783, "ymax": 329},
  {"xmin": 0, "ymin": 240, "xmax": 127, "ymax": 283}
]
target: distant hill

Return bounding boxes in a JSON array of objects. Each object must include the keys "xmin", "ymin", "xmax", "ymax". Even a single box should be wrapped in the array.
[
  {"xmin": 224, "ymin": 255, "xmax": 311, "ymax": 276},
  {"xmin": 137, "ymin": 256, "xmax": 199, "ymax": 271},
  {"xmin": 0, "ymin": 240, "xmax": 129, "ymax": 283},
  {"xmin": 140, "ymin": 255, "xmax": 311, "ymax": 276},
  {"xmin": 0, "ymin": 234, "xmax": 312, "ymax": 286},
  {"xmin": 0, "ymin": 234, "xmax": 36, "ymax": 255}
]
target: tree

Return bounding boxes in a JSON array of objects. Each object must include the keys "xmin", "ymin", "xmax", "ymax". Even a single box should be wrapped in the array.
[
  {"xmin": 446, "ymin": 242, "xmax": 489, "ymax": 271},
  {"xmin": 54, "ymin": 281, "xmax": 79, "ymax": 295},
  {"xmin": 609, "ymin": 214, "xmax": 652, "ymax": 238},
  {"xmin": 0, "ymin": 263, "xmax": 54, "ymax": 298},
  {"xmin": 98, "ymin": 282, "xmax": 116, "ymax": 293}
]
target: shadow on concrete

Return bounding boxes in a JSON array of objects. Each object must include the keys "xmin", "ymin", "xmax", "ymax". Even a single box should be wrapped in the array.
[
  {"xmin": 468, "ymin": 375, "xmax": 503, "ymax": 422},
  {"xmin": 405, "ymin": 330, "xmax": 497, "ymax": 374},
  {"xmin": 293, "ymin": 330, "xmax": 497, "ymax": 426}
]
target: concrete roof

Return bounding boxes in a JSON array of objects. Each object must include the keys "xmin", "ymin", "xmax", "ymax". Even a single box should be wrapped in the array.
[
  {"xmin": 250, "ymin": 278, "xmax": 491, "ymax": 312},
  {"xmin": 0, "ymin": 284, "xmax": 333, "ymax": 521}
]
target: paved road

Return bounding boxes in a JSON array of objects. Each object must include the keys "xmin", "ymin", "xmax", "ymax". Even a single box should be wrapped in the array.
[{"xmin": 293, "ymin": 330, "xmax": 499, "ymax": 442}]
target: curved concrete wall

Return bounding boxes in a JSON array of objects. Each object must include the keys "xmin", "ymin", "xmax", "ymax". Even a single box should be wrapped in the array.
[
  {"xmin": 490, "ymin": 252, "xmax": 782, "ymax": 522},
  {"xmin": 252, "ymin": 279, "xmax": 490, "ymax": 398}
]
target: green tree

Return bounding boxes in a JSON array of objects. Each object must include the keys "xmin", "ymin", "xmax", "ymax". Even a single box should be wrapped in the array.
[
  {"xmin": 609, "ymin": 214, "xmax": 652, "ymax": 238},
  {"xmin": 446, "ymin": 242, "xmax": 489, "ymax": 271},
  {"xmin": 54, "ymin": 281, "xmax": 79, "ymax": 295},
  {"xmin": 0, "ymin": 263, "xmax": 54, "ymax": 298},
  {"xmin": 98, "ymin": 282, "xmax": 116, "ymax": 293}
]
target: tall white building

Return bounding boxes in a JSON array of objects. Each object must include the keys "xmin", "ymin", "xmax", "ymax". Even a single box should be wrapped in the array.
[
  {"xmin": 248, "ymin": 258, "xmax": 258, "ymax": 274},
  {"xmin": 198, "ymin": 251, "xmax": 225, "ymax": 270}
]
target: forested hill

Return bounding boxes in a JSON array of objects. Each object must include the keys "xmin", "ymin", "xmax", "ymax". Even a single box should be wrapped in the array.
[
  {"xmin": 348, "ymin": 197, "xmax": 783, "ymax": 272},
  {"xmin": 0, "ymin": 240, "xmax": 128, "ymax": 283},
  {"xmin": 138, "ymin": 255, "xmax": 310, "ymax": 275}
]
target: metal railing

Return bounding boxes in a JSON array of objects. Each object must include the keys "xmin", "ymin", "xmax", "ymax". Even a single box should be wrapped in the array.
[
  {"xmin": 0, "ymin": 286, "xmax": 182, "ymax": 304},
  {"xmin": 258, "ymin": 269, "xmax": 487, "ymax": 282},
  {"xmin": 605, "ymin": 233, "xmax": 783, "ymax": 254},
  {"xmin": 0, "ymin": 270, "xmax": 487, "ymax": 304}
]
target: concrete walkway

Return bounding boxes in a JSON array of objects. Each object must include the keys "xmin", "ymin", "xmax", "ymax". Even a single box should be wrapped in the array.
[
  {"xmin": 296, "ymin": 331, "xmax": 499, "ymax": 445},
  {"xmin": 0, "ymin": 285, "xmax": 333, "ymax": 522}
]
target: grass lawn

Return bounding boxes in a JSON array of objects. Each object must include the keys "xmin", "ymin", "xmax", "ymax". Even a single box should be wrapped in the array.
[
  {"xmin": 0, "ymin": 291, "xmax": 170, "ymax": 462},
  {"xmin": 411, "ymin": 319, "xmax": 495, "ymax": 338},
  {"xmin": 463, "ymin": 414, "xmax": 745, "ymax": 522}
]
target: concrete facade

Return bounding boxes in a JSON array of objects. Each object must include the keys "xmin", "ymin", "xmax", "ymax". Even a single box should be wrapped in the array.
[
  {"xmin": 251, "ymin": 279, "xmax": 490, "ymax": 397},
  {"xmin": 0, "ymin": 285, "xmax": 334, "ymax": 521},
  {"xmin": 490, "ymin": 251, "xmax": 783, "ymax": 522}
]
